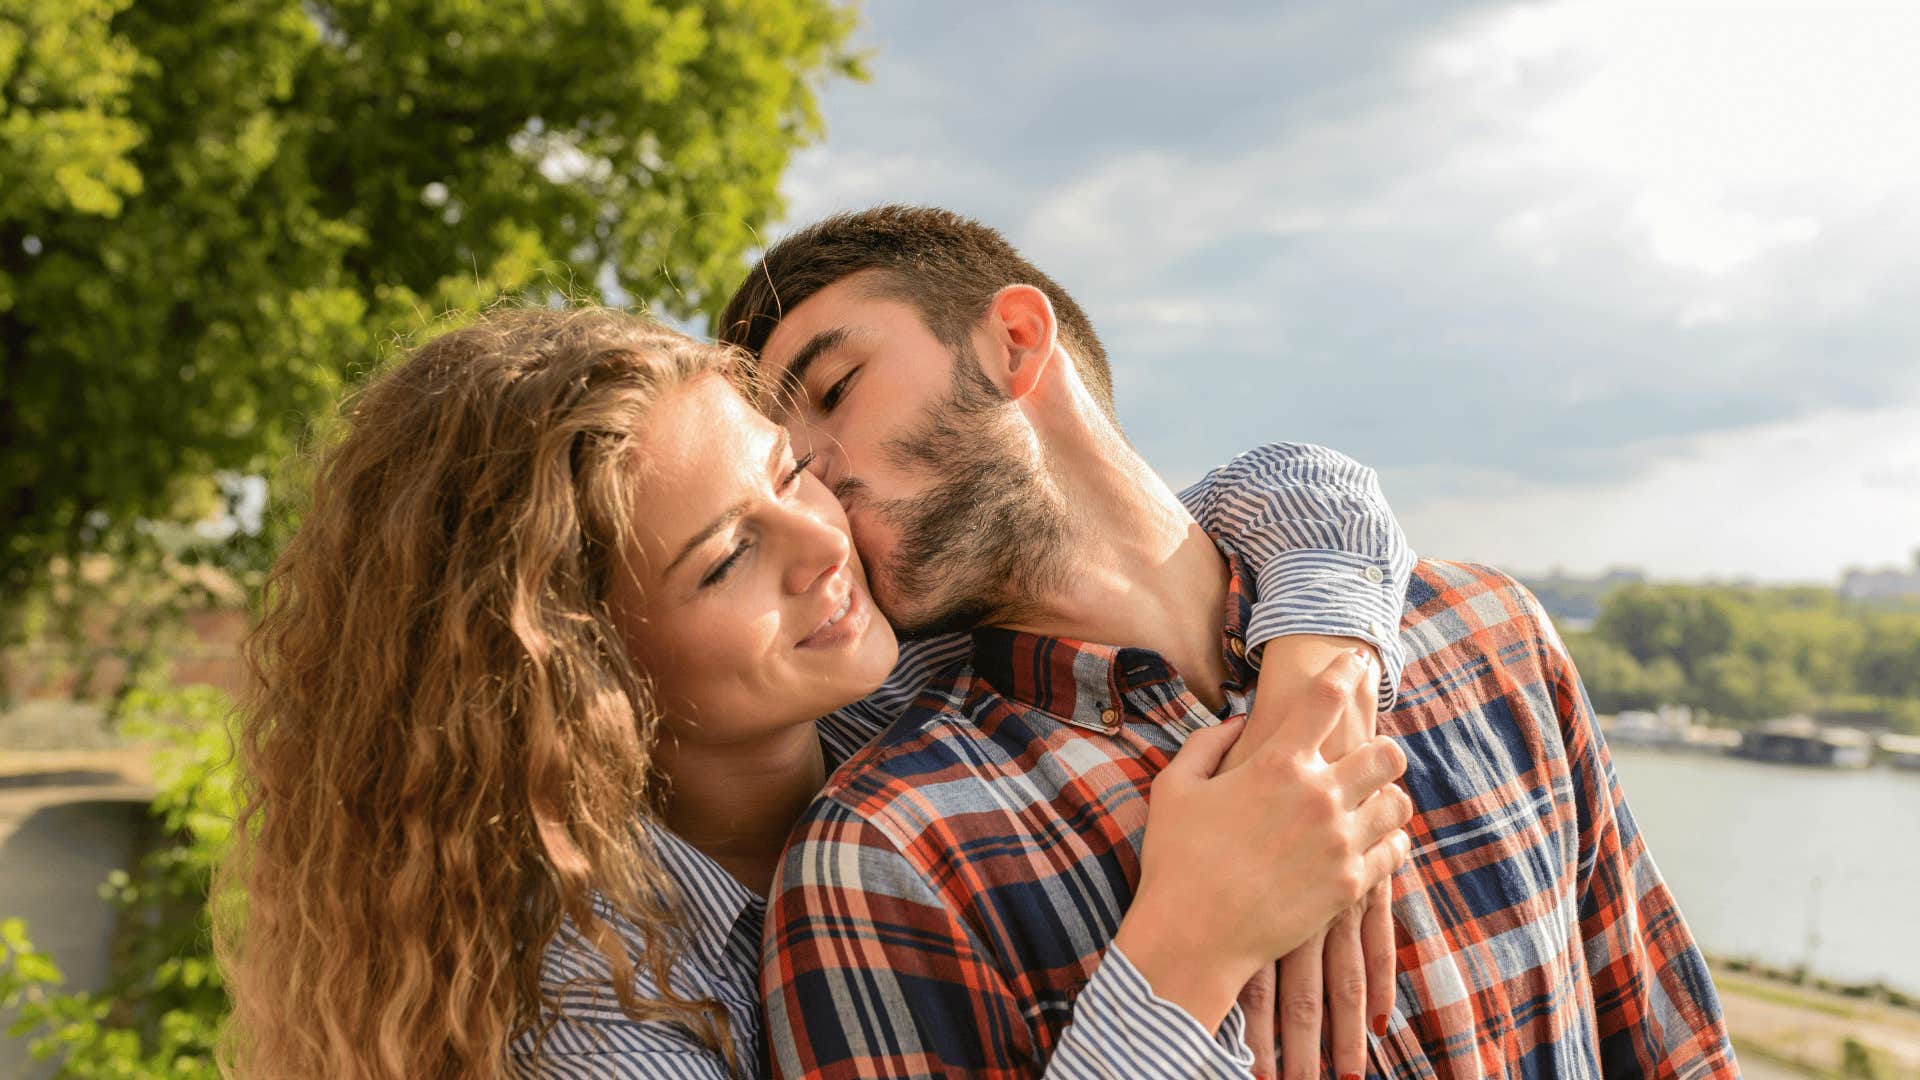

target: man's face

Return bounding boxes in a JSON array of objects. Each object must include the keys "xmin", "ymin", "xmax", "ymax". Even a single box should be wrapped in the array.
[{"xmin": 757, "ymin": 274, "xmax": 1065, "ymax": 638}]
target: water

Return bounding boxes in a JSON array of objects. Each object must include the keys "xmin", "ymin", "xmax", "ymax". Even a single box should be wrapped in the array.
[{"xmin": 1608, "ymin": 745, "xmax": 1920, "ymax": 994}]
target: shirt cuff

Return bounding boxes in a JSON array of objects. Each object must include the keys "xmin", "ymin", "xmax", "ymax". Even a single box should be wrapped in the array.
[
  {"xmin": 1246, "ymin": 547, "xmax": 1407, "ymax": 710},
  {"xmin": 1048, "ymin": 943, "xmax": 1254, "ymax": 1079}
]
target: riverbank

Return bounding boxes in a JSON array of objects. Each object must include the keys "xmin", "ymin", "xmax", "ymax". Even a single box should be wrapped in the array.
[{"xmin": 1714, "ymin": 961, "xmax": 1920, "ymax": 1078}]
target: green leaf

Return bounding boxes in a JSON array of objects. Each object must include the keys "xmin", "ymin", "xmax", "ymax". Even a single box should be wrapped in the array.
[{"xmin": 12, "ymin": 952, "xmax": 62, "ymax": 985}]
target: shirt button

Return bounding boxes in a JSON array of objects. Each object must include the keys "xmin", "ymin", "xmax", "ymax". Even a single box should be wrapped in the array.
[
  {"xmin": 1368, "ymin": 621, "xmax": 1386, "ymax": 637},
  {"xmin": 1363, "ymin": 565, "xmax": 1386, "ymax": 584},
  {"xmin": 1099, "ymin": 707, "xmax": 1119, "ymax": 729},
  {"xmin": 1227, "ymin": 635, "xmax": 1247, "ymax": 659}
]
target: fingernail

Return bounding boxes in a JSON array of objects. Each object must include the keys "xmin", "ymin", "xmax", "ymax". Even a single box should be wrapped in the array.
[
  {"xmin": 1371, "ymin": 1013, "xmax": 1389, "ymax": 1036},
  {"xmin": 1343, "ymin": 1073, "xmax": 1361, "ymax": 1080}
]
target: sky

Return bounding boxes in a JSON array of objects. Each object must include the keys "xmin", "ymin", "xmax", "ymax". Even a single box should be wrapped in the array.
[{"xmin": 762, "ymin": 0, "xmax": 1920, "ymax": 583}]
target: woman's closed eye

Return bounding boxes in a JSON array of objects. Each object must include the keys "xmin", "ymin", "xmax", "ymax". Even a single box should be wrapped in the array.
[
  {"xmin": 700, "ymin": 453, "xmax": 818, "ymax": 588},
  {"xmin": 784, "ymin": 452, "xmax": 816, "ymax": 489},
  {"xmin": 701, "ymin": 538, "xmax": 753, "ymax": 588}
]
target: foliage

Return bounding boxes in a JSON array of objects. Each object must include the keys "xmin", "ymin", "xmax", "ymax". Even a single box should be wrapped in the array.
[
  {"xmin": 0, "ymin": 686, "xmax": 236, "ymax": 1078},
  {"xmin": 1566, "ymin": 582, "xmax": 1920, "ymax": 729},
  {"xmin": 0, "ymin": 0, "xmax": 863, "ymax": 613},
  {"xmin": 4, "ymin": 521, "xmax": 251, "ymax": 712},
  {"xmin": 1561, "ymin": 633, "xmax": 1685, "ymax": 714}
]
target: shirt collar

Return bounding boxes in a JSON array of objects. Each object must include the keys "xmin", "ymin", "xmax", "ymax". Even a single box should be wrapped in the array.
[
  {"xmin": 643, "ymin": 819, "xmax": 764, "ymax": 969},
  {"xmin": 969, "ymin": 539, "xmax": 1258, "ymax": 735},
  {"xmin": 638, "ymin": 717, "xmax": 868, "ymax": 968}
]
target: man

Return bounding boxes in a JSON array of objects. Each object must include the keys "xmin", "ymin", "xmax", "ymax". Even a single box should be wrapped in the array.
[{"xmin": 719, "ymin": 206, "xmax": 1737, "ymax": 1079}]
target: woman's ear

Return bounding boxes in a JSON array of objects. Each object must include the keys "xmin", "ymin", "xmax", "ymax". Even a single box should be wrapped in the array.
[{"xmin": 987, "ymin": 284, "xmax": 1057, "ymax": 400}]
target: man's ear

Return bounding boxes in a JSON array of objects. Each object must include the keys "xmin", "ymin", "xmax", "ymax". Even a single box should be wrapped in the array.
[{"xmin": 986, "ymin": 284, "xmax": 1057, "ymax": 400}]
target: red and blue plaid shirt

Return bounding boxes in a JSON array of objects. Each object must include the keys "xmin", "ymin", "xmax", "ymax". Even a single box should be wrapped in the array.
[{"xmin": 762, "ymin": 554, "xmax": 1738, "ymax": 1079}]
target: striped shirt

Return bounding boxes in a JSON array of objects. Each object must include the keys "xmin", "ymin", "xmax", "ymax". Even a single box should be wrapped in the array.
[
  {"xmin": 762, "ymin": 558, "xmax": 1739, "ymax": 1080},
  {"xmin": 511, "ymin": 441, "xmax": 1414, "ymax": 1078}
]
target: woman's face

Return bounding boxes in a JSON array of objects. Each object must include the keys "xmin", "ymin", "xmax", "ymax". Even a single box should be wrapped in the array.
[{"xmin": 612, "ymin": 373, "xmax": 899, "ymax": 745}]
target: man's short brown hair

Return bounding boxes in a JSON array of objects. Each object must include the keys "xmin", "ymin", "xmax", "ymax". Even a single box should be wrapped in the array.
[{"xmin": 716, "ymin": 205, "xmax": 1115, "ymax": 417}]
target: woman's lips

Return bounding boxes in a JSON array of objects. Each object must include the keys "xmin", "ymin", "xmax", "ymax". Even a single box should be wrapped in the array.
[{"xmin": 797, "ymin": 580, "xmax": 868, "ymax": 650}]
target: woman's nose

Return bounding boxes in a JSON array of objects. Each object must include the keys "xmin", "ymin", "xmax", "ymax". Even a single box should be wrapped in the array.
[{"xmin": 782, "ymin": 504, "xmax": 851, "ymax": 596}]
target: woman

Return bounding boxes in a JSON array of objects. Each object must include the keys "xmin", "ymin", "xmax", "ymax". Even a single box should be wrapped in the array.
[{"xmin": 218, "ymin": 306, "xmax": 1411, "ymax": 1078}]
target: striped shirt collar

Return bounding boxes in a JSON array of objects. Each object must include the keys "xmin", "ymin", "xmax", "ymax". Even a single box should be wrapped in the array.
[
  {"xmin": 968, "ymin": 544, "xmax": 1258, "ymax": 735},
  {"xmin": 645, "ymin": 822, "xmax": 763, "ymax": 972},
  {"xmin": 639, "ymin": 720, "xmax": 872, "ymax": 971}
]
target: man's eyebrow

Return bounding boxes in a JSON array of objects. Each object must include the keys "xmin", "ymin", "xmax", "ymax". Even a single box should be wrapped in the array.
[
  {"xmin": 778, "ymin": 326, "xmax": 855, "ymax": 407},
  {"xmin": 664, "ymin": 429, "xmax": 791, "ymax": 576}
]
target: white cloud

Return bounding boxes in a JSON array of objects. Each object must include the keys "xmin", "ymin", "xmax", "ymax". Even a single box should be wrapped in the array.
[
  {"xmin": 777, "ymin": 148, "xmax": 1014, "ymax": 237},
  {"xmin": 1426, "ymin": 0, "xmax": 1920, "ymax": 278},
  {"xmin": 1390, "ymin": 401, "xmax": 1920, "ymax": 582},
  {"xmin": 778, "ymin": 0, "xmax": 1920, "ymax": 578}
]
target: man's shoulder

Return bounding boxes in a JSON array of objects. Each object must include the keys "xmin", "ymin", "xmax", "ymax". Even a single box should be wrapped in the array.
[
  {"xmin": 1401, "ymin": 558, "xmax": 1559, "ymax": 650},
  {"xmin": 1393, "ymin": 559, "xmax": 1569, "ymax": 707}
]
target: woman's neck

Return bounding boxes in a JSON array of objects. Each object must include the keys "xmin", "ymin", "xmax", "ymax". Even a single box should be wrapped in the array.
[{"xmin": 656, "ymin": 720, "xmax": 826, "ymax": 897}]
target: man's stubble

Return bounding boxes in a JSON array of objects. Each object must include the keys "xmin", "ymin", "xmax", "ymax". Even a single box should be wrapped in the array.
[{"xmin": 866, "ymin": 343, "xmax": 1073, "ymax": 640}]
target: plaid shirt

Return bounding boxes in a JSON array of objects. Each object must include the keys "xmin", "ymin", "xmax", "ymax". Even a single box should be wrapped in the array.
[{"xmin": 762, "ymin": 556, "xmax": 1738, "ymax": 1080}]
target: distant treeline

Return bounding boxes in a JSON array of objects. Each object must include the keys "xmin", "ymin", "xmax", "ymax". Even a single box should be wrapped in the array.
[{"xmin": 1557, "ymin": 584, "xmax": 1920, "ymax": 732}]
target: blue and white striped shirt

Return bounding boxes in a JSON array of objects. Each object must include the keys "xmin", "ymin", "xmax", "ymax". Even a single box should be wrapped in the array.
[{"xmin": 510, "ymin": 442, "xmax": 1414, "ymax": 1078}]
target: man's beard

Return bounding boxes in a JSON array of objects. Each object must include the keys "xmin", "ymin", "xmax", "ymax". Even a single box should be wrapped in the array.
[{"xmin": 865, "ymin": 344, "xmax": 1071, "ymax": 639}]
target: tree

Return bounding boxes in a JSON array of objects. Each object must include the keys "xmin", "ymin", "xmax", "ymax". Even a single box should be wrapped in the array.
[
  {"xmin": 1562, "ymin": 631, "xmax": 1685, "ymax": 714},
  {"xmin": 1695, "ymin": 652, "xmax": 1814, "ymax": 722},
  {"xmin": 1, "ymin": 0, "xmax": 861, "ymax": 607},
  {"xmin": 1857, "ymin": 627, "xmax": 1920, "ymax": 706}
]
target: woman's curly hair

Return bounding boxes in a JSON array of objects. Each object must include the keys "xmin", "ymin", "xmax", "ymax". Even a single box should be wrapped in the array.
[{"xmin": 218, "ymin": 306, "xmax": 748, "ymax": 1077}]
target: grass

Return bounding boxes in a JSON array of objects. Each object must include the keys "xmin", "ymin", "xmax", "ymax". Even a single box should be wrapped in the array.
[{"xmin": 1718, "ymin": 972, "xmax": 1867, "ymax": 1021}]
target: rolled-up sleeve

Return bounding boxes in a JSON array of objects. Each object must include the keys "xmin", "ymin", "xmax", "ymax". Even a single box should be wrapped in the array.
[{"xmin": 1178, "ymin": 441, "xmax": 1415, "ymax": 708}]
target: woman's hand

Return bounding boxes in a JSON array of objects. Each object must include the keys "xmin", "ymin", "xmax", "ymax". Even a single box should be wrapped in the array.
[
  {"xmin": 1112, "ymin": 648, "xmax": 1412, "ymax": 1036},
  {"xmin": 1234, "ymin": 633, "xmax": 1403, "ymax": 1080}
]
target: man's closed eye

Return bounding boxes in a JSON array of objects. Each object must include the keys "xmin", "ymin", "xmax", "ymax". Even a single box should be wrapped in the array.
[{"xmin": 818, "ymin": 366, "xmax": 860, "ymax": 413}]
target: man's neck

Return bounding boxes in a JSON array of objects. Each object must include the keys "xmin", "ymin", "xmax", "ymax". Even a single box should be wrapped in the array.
[
  {"xmin": 995, "ymin": 426, "xmax": 1232, "ymax": 712},
  {"xmin": 656, "ymin": 721, "xmax": 825, "ymax": 897}
]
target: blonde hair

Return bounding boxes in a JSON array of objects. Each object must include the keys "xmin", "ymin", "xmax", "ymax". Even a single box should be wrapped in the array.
[{"xmin": 219, "ymin": 306, "xmax": 746, "ymax": 1077}]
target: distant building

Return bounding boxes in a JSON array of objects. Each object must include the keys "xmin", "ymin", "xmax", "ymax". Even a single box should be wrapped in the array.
[
  {"xmin": 1610, "ymin": 704, "xmax": 1695, "ymax": 746},
  {"xmin": 1604, "ymin": 704, "xmax": 1739, "ymax": 754},
  {"xmin": 1736, "ymin": 716, "xmax": 1874, "ymax": 769},
  {"xmin": 1840, "ymin": 549, "xmax": 1920, "ymax": 601},
  {"xmin": 1523, "ymin": 566, "xmax": 1648, "ymax": 628},
  {"xmin": 1879, "ymin": 733, "xmax": 1920, "ymax": 771}
]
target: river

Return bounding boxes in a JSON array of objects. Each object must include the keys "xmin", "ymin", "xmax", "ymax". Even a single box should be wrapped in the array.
[{"xmin": 1607, "ymin": 744, "xmax": 1920, "ymax": 995}]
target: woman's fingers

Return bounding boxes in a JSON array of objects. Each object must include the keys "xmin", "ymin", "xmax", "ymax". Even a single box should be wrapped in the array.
[
  {"xmin": 1269, "ymin": 650, "xmax": 1373, "ymax": 760},
  {"xmin": 1237, "ymin": 962, "xmax": 1278, "ymax": 1080},
  {"xmin": 1331, "ymin": 734, "xmax": 1407, "ymax": 809},
  {"xmin": 1158, "ymin": 715, "xmax": 1245, "ymax": 783},
  {"xmin": 1362, "ymin": 829, "xmax": 1413, "ymax": 895},
  {"xmin": 1362, "ymin": 880, "xmax": 1397, "ymax": 1041},
  {"xmin": 1354, "ymin": 783, "xmax": 1414, "ymax": 849},
  {"xmin": 1324, "ymin": 909, "xmax": 1368, "ymax": 1080},
  {"xmin": 1278, "ymin": 932, "xmax": 1327, "ymax": 1080}
]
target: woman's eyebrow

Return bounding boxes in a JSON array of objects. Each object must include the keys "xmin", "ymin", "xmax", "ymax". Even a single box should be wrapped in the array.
[{"xmin": 664, "ymin": 429, "xmax": 791, "ymax": 575}]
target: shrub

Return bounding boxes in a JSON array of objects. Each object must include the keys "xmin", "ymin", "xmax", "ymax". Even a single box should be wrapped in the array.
[{"xmin": 0, "ymin": 686, "xmax": 235, "ymax": 1078}]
